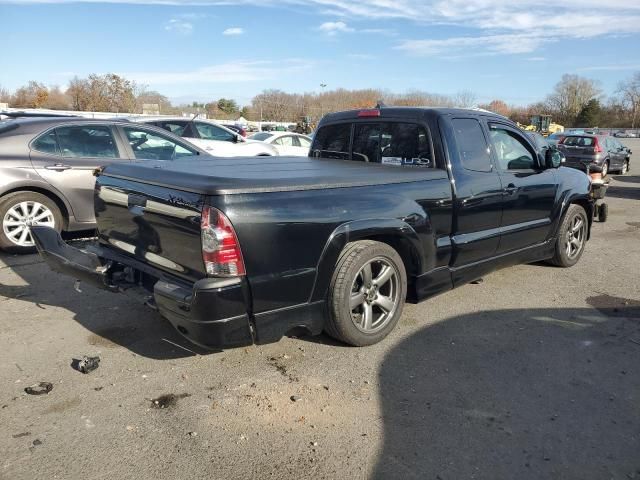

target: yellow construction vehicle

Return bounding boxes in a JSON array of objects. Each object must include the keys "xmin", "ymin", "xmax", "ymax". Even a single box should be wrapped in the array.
[{"xmin": 517, "ymin": 115, "xmax": 564, "ymax": 136}]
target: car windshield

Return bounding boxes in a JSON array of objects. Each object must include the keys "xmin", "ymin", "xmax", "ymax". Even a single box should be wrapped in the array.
[{"xmin": 249, "ymin": 132, "xmax": 273, "ymax": 141}]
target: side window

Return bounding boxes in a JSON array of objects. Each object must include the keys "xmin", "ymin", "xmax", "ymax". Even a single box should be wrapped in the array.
[
  {"xmin": 32, "ymin": 130, "xmax": 60, "ymax": 156},
  {"xmin": 298, "ymin": 137, "xmax": 311, "ymax": 148},
  {"xmin": 452, "ymin": 119, "xmax": 492, "ymax": 172},
  {"xmin": 123, "ymin": 127, "xmax": 197, "ymax": 160},
  {"xmin": 55, "ymin": 125, "xmax": 119, "ymax": 158},
  {"xmin": 157, "ymin": 121, "xmax": 188, "ymax": 136},
  {"xmin": 194, "ymin": 122, "xmax": 235, "ymax": 142},
  {"xmin": 311, "ymin": 124, "xmax": 351, "ymax": 160},
  {"xmin": 489, "ymin": 125, "xmax": 536, "ymax": 170},
  {"xmin": 275, "ymin": 136, "xmax": 294, "ymax": 147}
]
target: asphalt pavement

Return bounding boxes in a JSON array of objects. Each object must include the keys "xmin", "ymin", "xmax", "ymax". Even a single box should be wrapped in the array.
[{"xmin": 1, "ymin": 142, "xmax": 639, "ymax": 480}]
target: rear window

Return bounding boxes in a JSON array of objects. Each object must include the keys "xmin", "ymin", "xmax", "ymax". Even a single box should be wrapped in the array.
[
  {"xmin": 312, "ymin": 121, "xmax": 433, "ymax": 167},
  {"xmin": 249, "ymin": 132, "xmax": 273, "ymax": 141},
  {"xmin": 312, "ymin": 124, "xmax": 351, "ymax": 160},
  {"xmin": 562, "ymin": 136, "xmax": 594, "ymax": 147},
  {"xmin": 0, "ymin": 120, "xmax": 19, "ymax": 135}
]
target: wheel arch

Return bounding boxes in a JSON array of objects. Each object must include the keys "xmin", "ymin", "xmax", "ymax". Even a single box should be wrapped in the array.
[{"xmin": 309, "ymin": 219, "xmax": 425, "ymax": 303}]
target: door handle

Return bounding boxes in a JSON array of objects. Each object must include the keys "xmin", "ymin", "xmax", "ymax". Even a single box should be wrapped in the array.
[
  {"xmin": 45, "ymin": 164, "xmax": 72, "ymax": 171},
  {"xmin": 503, "ymin": 184, "xmax": 517, "ymax": 194}
]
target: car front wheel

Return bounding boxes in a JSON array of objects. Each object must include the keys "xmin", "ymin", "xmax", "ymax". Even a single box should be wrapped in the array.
[{"xmin": 0, "ymin": 192, "xmax": 63, "ymax": 254}]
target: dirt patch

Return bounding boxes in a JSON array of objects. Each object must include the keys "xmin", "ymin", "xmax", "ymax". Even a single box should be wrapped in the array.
[
  {"xmin": 268, "ymin": 355, "xmax": 300, "ymax": 382},
  {"xmin": 626, "ymin": 222, "xmax": 640, "ymax": 228},
  {"xmin": 43, "ymin": 397, "xmax": 81, "ymax": 414},
  {"xmin": 150, "ymin": 393, "xmax": 191, "ymax": 409}
]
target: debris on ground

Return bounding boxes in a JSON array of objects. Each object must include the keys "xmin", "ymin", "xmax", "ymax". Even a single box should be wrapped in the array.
[
  {"xmin": 471, "ymin": 278, "xmax": 484, "ymax": 284},
  {"xmin": 29, "ymin": 439, "xmax": 43, "ymax": 451},
  {"xmin": 72, "ymin": 356, "xmax": 101, "ymax": 374},
  {"xmin": 290, "ymin": 395, "xmax": 302, "ymax": 402},
  {"xmin": 24, "ymin": 382, "xmax": 53, "ymax": 395},
  {"xmin": 12, "ymin": 432, "xmax": 30, "ymax": 438},
  {"xmin": 150, "ymin": 393, "xmax": 191, "ymax": 409}
]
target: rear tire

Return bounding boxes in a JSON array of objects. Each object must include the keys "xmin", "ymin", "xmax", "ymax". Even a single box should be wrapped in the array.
[
  {"xmin": 0, "ymin": 192, "xmax": 63, "ymax": 254},
  {"xmin": 548, "ymin": 204, "xmax": 588, "ymax": 267},
  {"xmin": 601, "ymin": 160, "xmax": 609, "ymax": 177},
  {"xmin": 326, "ymin": 240, "xmax": 407, "ymax": 346}
]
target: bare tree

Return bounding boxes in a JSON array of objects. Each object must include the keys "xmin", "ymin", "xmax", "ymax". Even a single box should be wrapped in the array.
[
  {"xmin": 43, "ymin": 85, "xmax": 70, "ymax": 110},
  {"xmin": 545, "ymin": 74, "xmax": 602, "ymax": 126},
  {"xmin": 616, "ymin": 72, "xmax": 640, "ymax": 128},
  {"xmin": 453, "ymin": 90, "xmax": 477, "ymax": 108},
  {"xmin": 11, "ymin": 81, "xmax": 49, "ymax": 108},
  {"xmin": 0, "ymin": 85, "xmax": 10, "ymax": 103}
]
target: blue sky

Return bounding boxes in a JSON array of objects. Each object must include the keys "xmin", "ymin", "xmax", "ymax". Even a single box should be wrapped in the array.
[{"xmin": 2, "ymin": 0, "xmax": 640, "ymax": 107}]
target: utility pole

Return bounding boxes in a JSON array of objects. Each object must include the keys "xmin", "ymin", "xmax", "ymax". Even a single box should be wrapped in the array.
[{"xmin": 319, "ymin": 83, "xmax": 327, "ymax": 121}]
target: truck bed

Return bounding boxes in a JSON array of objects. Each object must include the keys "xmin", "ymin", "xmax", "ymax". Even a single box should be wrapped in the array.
[{"xmin": 100, "ymin": 156, "xmax": 448, "ymax": 195}]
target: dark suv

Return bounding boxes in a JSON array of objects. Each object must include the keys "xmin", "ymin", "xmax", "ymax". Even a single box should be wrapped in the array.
[{"xmin": 0, "ymin": 116, "xmax": 204, "ymax": 252}]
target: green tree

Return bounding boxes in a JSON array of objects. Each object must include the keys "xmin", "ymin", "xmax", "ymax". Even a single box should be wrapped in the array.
[
  {"xmin": 217, "ymin": 98, "xmax": 239, "ymax": 114},
  {"xmin": 575, "ymin": 99, "xmax": 601, "ymax": 127}
]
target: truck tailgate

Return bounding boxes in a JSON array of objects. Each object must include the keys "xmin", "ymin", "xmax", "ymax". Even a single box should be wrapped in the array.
[{"xmin": 95, "ymin": 174, "xmax": 206, "ymax": 282}]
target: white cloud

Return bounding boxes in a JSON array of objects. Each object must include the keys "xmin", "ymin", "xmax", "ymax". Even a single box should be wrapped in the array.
[
  {"xmin": 347, "ymin": 53, "xmax": 375, "ymax": 60},
  {"xmin": 318, "ymin": 21, "xmax": 354, "ymax": 36},
  {"xmin": 528, "ymin": 57, "xmax": 546, "ymax": 62},
  {"xmin": 121, "ymin": 59, "xmax": 313, "ymax": 85},
  {"xmin": 5, "ymin": 0, "xmax": 640, "ymax": 57},
  {"xmin": 222, "ymin": 27, "xmax": 244, "ymax": 36},
  {"xmin": 164, "ymin": 18, "xmax": 193, "ymax": 35}
]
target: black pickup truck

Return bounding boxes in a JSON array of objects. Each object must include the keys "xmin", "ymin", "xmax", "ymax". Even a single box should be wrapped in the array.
[{"xmin": 32, "ymin": 107, "xmax": 593, "ymax": 349}]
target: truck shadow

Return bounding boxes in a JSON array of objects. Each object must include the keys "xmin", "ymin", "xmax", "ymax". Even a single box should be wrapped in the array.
[
  {"xmin": 0, "ymin": 252, "xmax": 210, "ymax": 359},
  {"xmin": 373, "ymin": 303, "xmax": 640, "ymax": 480}
]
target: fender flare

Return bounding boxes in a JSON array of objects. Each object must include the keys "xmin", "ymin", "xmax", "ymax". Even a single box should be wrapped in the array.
[{"xmin": 309, "ymin": 218, "xmax": 425, "ymax": 302}]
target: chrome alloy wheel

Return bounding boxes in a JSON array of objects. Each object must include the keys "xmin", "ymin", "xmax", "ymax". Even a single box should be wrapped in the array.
[
  {"xmin": 349, "ymin": 257, "xmax": 401, "ymax": 333},
  {"xmin": 2, "ymin": 201, "xmax": 55, "ymax": 247},
  {"xmin": 565, "ymin": 214, "xmax": 586, "ymax": 260}
]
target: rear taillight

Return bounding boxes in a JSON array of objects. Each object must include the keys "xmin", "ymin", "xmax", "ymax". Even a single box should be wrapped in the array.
[
  {"xmin": 593, "ymin": 138, "xmax": 603, "ymax": 153},
  {"xmin": 201, "ymin": 205, "xmax": 245, "ymax": 277}
]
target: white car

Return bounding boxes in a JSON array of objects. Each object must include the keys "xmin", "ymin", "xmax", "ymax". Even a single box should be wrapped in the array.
[
  {"xmin": 134, "ymin": 117, "xmax": 278, "ymax": 157},
  {"xmin": 248, "ymin": 131, "xmax": 312, "ymax": 156}
]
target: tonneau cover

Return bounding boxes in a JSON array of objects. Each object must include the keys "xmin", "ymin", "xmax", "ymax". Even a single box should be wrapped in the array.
[{"xmin": 100, "ymin": 156, "xmax": 448, "ymax": 195}]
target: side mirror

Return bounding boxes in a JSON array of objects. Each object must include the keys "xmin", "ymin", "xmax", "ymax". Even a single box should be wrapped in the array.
[{"xmin": 545, "ymin": 148, "xmax": 563, "ymax": 169}]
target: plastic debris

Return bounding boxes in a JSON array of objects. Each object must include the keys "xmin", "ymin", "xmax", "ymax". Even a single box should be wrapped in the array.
[
  {"xmin": 24, "ymin": 382, "xmax": 53, "ymax": 395},
  {"xmin": 73, "ymin": 356, "xmax": 100, "ymax": 374}
]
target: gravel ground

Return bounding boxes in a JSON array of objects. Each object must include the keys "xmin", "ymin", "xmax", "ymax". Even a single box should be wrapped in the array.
[{"xmin": 1, "ymin": 146, "xmax": 639, "ymax": 480}]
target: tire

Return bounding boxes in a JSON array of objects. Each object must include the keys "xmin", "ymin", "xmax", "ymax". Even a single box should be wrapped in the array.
[
  {"xmin": 0, "ymin": 192, "xmax": 63, "ymax": 254},
  {"xmin": 601, "ymin": 160, "xmax": 609, "ymax": 177},
  {"xmin": 548, "ymin": 204, "xmax": 588, "ymax": 268},
  {"xmin": 326, "ymin": 240, "xmax": 407, "ymax": 346},
  {"xmin": 598, "ymin": 203, "xmax": 608, "ymax": 222},
  {"xmin": 621, "ymin": 160, "xmax": 629, "ymax": 175}
]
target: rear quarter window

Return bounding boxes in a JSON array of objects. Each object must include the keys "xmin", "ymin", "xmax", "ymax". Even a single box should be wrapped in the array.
[{"xmin": 32, "ymin": 130, "xmax": 60, "ymax": 155}]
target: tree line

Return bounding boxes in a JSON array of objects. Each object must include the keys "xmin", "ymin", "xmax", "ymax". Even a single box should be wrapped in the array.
[{"xmin": 1, "ymin": 72, "xmax": 639, "ymax": 128}]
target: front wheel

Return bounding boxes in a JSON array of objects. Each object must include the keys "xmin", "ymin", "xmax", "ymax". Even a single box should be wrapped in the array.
[
  {"xmin": 601, "ymin": 161, "xmax": 609, "ymax": 177},
  {"xmin": 0, "ymin": 192, "xmax": 63, "ymax": 254},
  {"xmin": 326, "ymin": 240, "xmax": 407, "ymax": 346},
  {"xmin": 548, "ymin": 204, "xmax": 588, "ymax": 267},
  {"xmin": 621, "ymin": 160, "xmax": 629, "ymax": 175}
]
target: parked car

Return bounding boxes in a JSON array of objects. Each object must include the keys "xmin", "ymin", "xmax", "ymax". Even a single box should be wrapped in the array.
[
  {"xmin": 32, "ymin": 107, "xmax": 592, "ymax": 350},
  {"xmin": 614, "ymin": 130, "xmax": 637, "ymax": 138},
  {"xmin": 547, "ymin": 131, "xmax": 567, "ymax": 145},
  {"xmin": 222, "ymin": 124, "xmax": 247, "ymax": 138},
  {"xmin": 0, "ymin": 116, "xmax": 207, "ymax": 252},
  {"xmin": 558, "ymin": 134, "xmax": 631, "ymax": 175},
  {"xmin": 133, "ymin": 117, "xmax": 277, "ymax": 156},
  {"xmin": 248, "ymin": 131, "xmax": 312, "ymax": 156}
]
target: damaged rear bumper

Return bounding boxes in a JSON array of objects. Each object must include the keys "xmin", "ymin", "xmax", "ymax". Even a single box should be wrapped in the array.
[{"xmin": 30, "ymin": 226, "xmax": 254, "ymax": 349}]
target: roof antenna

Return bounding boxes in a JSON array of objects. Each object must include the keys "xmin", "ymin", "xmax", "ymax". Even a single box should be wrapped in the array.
[{"xmin": 375, "ymin": 100, "xmax": 386, "ymax": 109}]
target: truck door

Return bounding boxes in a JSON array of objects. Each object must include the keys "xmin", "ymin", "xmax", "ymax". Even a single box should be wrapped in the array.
[
  {"xmin": 447, "ymin": 118, "xmax": 504, "ymax": 272},
  {"xmin": 486, "ymin": 122, "xmax": 558, "ymax": 253},
  {"xmin": 29, "ymin": 123, "xmax": 124, "ymax": 223}
]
